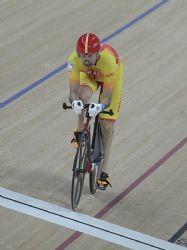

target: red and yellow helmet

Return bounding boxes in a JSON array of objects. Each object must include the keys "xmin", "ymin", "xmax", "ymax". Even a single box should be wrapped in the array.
[{"xmin": 76, "ymin": 33, "xmax": 101, "ymax": 54}]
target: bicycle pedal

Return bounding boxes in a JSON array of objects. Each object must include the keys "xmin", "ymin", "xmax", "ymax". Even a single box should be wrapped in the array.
[
  {"xmin": 96, "ymin": 178, "xmax": 112, "ymax": 190},
  {"xmin": 80, "ymin": 169, "xmax": 86, "ymax": 173},
  {"xmin": 96, "ymin": 185, "xmax": 106, "ymax": 191},
  {"xmin": 75, "ymin": 169, "xmax": 86, "ymax": 175}
]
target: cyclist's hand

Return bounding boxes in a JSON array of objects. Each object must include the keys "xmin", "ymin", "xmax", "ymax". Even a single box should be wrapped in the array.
[
  {"xmin": 89, "ymin": 103, "xmax": 105, "ymax": 117},
  {"xmin": 72, "ymin": 100, "xmax": 83, "ymax": 114}
]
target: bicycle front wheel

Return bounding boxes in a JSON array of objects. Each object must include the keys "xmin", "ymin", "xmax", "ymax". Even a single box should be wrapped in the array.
[{"xmin": 71, "ymin": 132, "xmax": 88, "ymax": 210}]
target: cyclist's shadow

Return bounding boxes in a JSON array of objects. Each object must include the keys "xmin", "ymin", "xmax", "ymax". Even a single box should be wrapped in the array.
[{"xmin": 82, "ymin": 180, "xmax": 117, "ymax": 202}]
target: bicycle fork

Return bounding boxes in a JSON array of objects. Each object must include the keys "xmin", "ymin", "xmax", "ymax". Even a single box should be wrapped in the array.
[{"xmin": 86, "ymin": 146, "xmax": 92, "ymax": 174}]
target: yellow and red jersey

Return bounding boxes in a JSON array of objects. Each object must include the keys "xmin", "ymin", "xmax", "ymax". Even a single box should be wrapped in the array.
[
  {"xmin": 68, "ymin": 43, "xmax": 121, "ymax": 91},
  {"xmin": 68, "ymin": 43, "xmax": 123, "ymax": 120}
]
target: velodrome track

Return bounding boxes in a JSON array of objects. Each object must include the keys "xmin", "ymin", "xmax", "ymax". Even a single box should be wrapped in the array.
[{"xmin": 0, "ymin": 0, "xmax": 187, "ymax": 249}]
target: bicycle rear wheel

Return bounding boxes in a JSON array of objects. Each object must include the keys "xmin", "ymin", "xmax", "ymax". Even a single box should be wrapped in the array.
[
  {"xmin": 89, "ymin": 121, "xmax": 104, "ymax": 194},
  {"xmin": 89, "ymin": 154, "xmax": 103, "ymax": 194},
  {"xmin": 71, "ymin": 132, "xmax": 88, "ymax": 210}
]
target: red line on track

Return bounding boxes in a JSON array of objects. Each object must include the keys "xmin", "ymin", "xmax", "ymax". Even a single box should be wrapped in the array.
[{"xmin": 56, "ymin": 136, "xmax": 187, "ymax": 250}]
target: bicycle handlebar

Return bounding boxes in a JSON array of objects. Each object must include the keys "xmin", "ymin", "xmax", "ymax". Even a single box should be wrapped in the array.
[
  {"xmin": 62, "ymin": 102, "xmax": 114, "ymax": 116},
  {"xmin": 63, "ymin": 102, "xmax": 71, "ymax": 109}
]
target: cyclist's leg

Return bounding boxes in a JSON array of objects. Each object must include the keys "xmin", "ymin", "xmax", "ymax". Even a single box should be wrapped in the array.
[
  {"xmin": 99, "ymin": 119, "xmax": 114, "ymax": 174},
  {"xmin": 76, "ymin": 85, "xmax": 93, "ymax": 131},
  {"xmin": 98, "ymin": 62, "xmax": 123, "ymax": 187},
  {"xmin": 71, "ymin": 75, "xmax": 98, "ymax": 147},
  {"xmin": 71, "ymin": 85, "xmax": 93, "ymax": 148},
  {"xmin": 77, "ymin": 73, "xmax": 98, "ymax": 131}
]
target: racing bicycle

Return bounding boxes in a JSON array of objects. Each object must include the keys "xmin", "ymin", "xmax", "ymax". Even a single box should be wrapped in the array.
[{"xmin": 63, "ymin": 102, "xmax": 113, "ymax": 210}]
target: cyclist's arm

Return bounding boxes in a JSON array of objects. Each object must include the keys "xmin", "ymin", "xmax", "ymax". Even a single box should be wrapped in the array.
[
  {"xmin": 68, "ymin": 64, "xmax": 80, "ymax": 103},
  {"xmin": 68, "ymin": 52, "xmax": 81, "ymax": 103},
  {"xmin": 100, "ymin": 87, "xmax": 113, "ymax": 108},
  {"xmin": 100, "ymin": 55, "xmax": 116, "ymax": 108},
  {"xmin": 101, "ymin": 69, "xmax": 115, "ymax": 108},
  {"xmin": 68, "ymin": 60, "xmax": 80, "ymax": 103},
  {"xmin": 69, "ymin": 82, "xmax": 80, "ymax": 104}
]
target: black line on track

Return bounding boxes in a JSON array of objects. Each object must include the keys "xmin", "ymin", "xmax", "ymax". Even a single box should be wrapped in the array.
[
  {"xmin": 168, "ymin": 222, "xmax": 187, "ymax": 243},
  {"xmin": 1, "ymin": 194, "xmax": 167, "ymax": 249}
]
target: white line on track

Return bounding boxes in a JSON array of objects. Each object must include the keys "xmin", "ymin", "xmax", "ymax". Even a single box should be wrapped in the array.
[{"xmin": 0, "ymin": 187, "xmax": 185, "ymax": 250}]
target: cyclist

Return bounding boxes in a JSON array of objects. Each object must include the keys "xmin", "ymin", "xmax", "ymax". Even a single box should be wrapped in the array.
[{"xmin": 68, "ymin": 33, "xmax": 123, "ymax": 190}]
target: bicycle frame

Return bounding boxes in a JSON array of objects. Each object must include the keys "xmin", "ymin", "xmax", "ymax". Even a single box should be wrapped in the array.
[
  {"xmin": 63, "ymin": 100, "xmax": 113, "ymax": 210},
  {"xmin": 81, "ymin": 107, "xmax": 93, "ymax": 174}
]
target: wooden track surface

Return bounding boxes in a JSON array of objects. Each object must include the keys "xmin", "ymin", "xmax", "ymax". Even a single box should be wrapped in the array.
[{"xmin": 0, "ymin": 0, "xmax": 187, "ymax": 249}]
